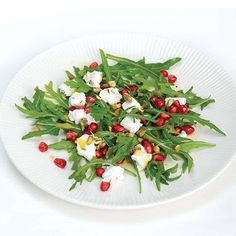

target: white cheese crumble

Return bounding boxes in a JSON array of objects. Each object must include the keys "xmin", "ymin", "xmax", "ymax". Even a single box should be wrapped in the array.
[
  {"xmin": 68, "ymin": 109, "xmax": 95, "ymax": 125},
  {"xmin": 59, "ymin": 83, "xmax": 74, "ymax": 96},
  {"xmin": 99, "ymin": 88, "xmax": 122, "ymax": 105},
  {"xmin": 76, "ymin": 134, "xmax": 96, "ymax": 161},
  {"xmin": 69, "ymin": 92, "xmax": 86, "ymax": 107},
  {"xmin": 122, "ymin": 97, "xmax": 141, "ymax": 113},
  {"xmin": 131, "ymin": 144, "xmax": 152, "ymax": 171},
  {"xmin": 83, "ymin": 71, "xmax": 103, "ymax": 88},
  {"xmin": 120, "ymin": 117, "xmax": 143, "ymax": 133},
  {"xmin": 102, "ymin": 166, "xmax": 124, "ymax": 182},
  {"xmin": 179, "ymin": 130, "xmax": 187, "ymax": 138}
]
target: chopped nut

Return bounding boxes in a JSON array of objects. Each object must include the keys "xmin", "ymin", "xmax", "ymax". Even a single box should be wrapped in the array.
[
  {"xmin": 154, "ymin": 145, "xmax": 160, "ymax": 153},
  {"xmin": 86, "ymin": 136, "xmax": 94, "ymax": 145},
  {"xmin": 32, "ymin": 126, "xmax": 40, "ymax": 131},
  {"xmin": 64, "ymin": 114, "xmax": 69, "ymax": 120},
  {"xmin": 142, "ymin": 103, "xmax": 149, "ymax": 109},
  {"xmin": 175, "ymin": 145, "xmax": 181, "ymax": 152},
  {"xmin": 97, "ymin": 142, "xmax": 106, "ymax": 150},
  {"xmin": 138, "ymin": 138, "xmax": 144, "ymax": 142},
  {"xmin": 136, "ymin": 129, "xmax": 146, "ymax": 137},
  {"xmin": 108, "ymin": 126, "xmax": 112, "ymax": 132},
  {"xmin": 127, "ymin": 132, "xmax": 134, "ymax": 137},
  {"xmin": 114, "ymin": 108, "xmax": 121, "ymax": 116},
  {"xmin": 111, "ymin": 103, "xmax": 122, "ymax": 110},
  {"xmin": 134, "ymin": 146, "xmax": 142, "ymax": 151},
  {"xmin": 124, "ymin": 93, "xmax": 132, "ymax": 102},
  {"xmin": 94, "ymin": 88, "xmax": 102, "ymax": 93},
  {"xmin": 108, "ymin": 81, "xmax": 116, "ymax": 87}
]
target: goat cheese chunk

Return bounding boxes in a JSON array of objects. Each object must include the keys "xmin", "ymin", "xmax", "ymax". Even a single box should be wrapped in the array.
[
  {"xmin": 68, "ymin": 109, "xmax": 95, "ymax": 125},
  {"xmin": 99, "ymin": 88, "xmax": 122, "ymax": 105},
  {"xmin": 120, "ymin": 117, "xmax": 143, "ymax": 133},
  {"xmin": 102, "ymin": 166, "xmax": 124, "ymax": 182},
  {"xmin": 69, "ymin": 92, "xmax": 86, "ymax": 107},
  {"xmin": 122, "ymin": 97, "xmax": 141, "ymax": 113},
  {"xmin": 76, "ymin": 134, "xmax": 95, "ymax": 161},
  {"xmin": 83, "ymin": 71, "xmax": 103, "ymax": 88},
  {"xmin": 131, "ymin": 144, "xmax": 152, "ymax": 171}
]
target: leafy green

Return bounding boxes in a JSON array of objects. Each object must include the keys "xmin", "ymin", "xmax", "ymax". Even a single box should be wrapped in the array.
[
  {"xmin": 179, "ymin": 141, "xmax": 215, "ymax": 152},
  {"xmin": 48, "ymin": 140, "xmax": 76, "ymax": 152},
  {"xmin": 99, "ymin": 49, "xmax": 112, "ymax": 81},
  {"xmin": 64, "ymin": 80, "xmax": 91, "ymax": 93}
]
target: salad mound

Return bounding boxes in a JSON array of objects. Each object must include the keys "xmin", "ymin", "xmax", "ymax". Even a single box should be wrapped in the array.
[{"xmin": 16, "ymin": 49, "xmax": 225, "ymax": 192}]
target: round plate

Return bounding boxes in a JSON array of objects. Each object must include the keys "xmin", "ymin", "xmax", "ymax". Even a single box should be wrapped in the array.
[{"xmin": 0, "ymin": 33, "xmax": 236, "ymax": 209}]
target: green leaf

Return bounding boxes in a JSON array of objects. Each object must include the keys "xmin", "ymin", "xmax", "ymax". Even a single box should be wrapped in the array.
[
  {"xmin": 64, "ymin": 80, "xmax": 91, "ymax": 93},
  {"xmin": 48, "ymin": 140, "xmax": 76, "ymax": 152},
  {"xmin": 33, "ymin": 87, "xmax": 45, "ymax": 111},
  {"xmin": 65, "ymin": 70, "xmax": 76, "ymax": 80},
  {"xmin": 99, "ymin": 49, "xmax": 112, "ymax": 81},
  {"xmin": 179, "ymin": 141, "xmax": 215, "ymax": 152},
  {"xmin": 22, "ymin": 127, "xmax": 59, "ymax": 140}
]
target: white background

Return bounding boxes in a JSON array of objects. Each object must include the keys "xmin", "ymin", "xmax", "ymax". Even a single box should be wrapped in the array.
[{"xmin": 0, "ymin": 3, "xmax": 236, "ymax": 236}]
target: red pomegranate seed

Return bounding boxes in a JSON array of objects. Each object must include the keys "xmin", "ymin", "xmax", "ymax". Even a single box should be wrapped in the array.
[
  {"xmin": 121, "ymin": 88, "xmax": 130, "ymax": 96},
  {"xmin": 151, "ymin": 96, "xmax": 166, "ymax": 108},
  {"xmin": 38, "ymin": 142, "xmax": 48, "ymax": 152},
  {"xmin": 100, "ymin": 83, "xmax": 110, "ymax": 89},
  {"xmin": 69, "ymin": 105, "xmax": 85, "ymax": 111},
  {"xmin": 160, "ymin": 70, "xmax": 168, "ymax": 77},
  {"xmin": 175, "ymin": 126, "xmax": 182, "ymax": 133},
  {"xmin": 159, "ymin": 113, "xmax": 171, "ymax": 120},
  {"xmin": 96, "ymin": 167, "xmax": 105, "ymax": 177},
  {"xmin": 172, "ymin": 100, "xmax": 181, "ymax": 107},
  {"xmin": 86, "ymin": 95, "xmax": 96, "ymax": 104},
  {"xmin": 168, "ymin": 75, "xmax": 177, "ymax": 83},
  {"xmin": 84, "ymin": 129, "xmax": 91, "ymax": 135},
  {"xmin": 155, "ymin": 118, "xmax": 166, "ymax": 127},
  {"xmin": 96, "ymin": 150, "xmax": 105, "ymax": 158},
  {"xmin": 182, "ymin": 125, "xmax": 195, "ymax": 135},
  {"xmin": 140, "ymin": 119, "xmax": 148, "ymax": 126},
  {"xmin": 178, "ymin": 105, "xmax": 189, "ymax": 114},
  {"xmin": 142, "ymin": 140, "xmax": 154, "ymax": 153},
  {"xmin": 100, "ymin": 181, "xmax": 111, "ymax": 192},
  {"xmin": 112, "ymin": 124, "xmax": 125, "ymax": 132},
  {"xmin": 168, "ymin": 105, "xmax": 178, "ymax": 113},
  {"xmin": 66, "ymin": 130, "xmax": 78, "ymax": 142},
  {"xmin": 84, "ymin": 107, "xmax": 90, "ymax": 113},
  {"xmin": 88, "ymin": 122, "xmax": 98, "ymax": 133},
  {"xmin": 153, "ymin": 153, "xmax": 165, "ymax": 161},
  {"xmin": 54, "ymin": 158, "xmax": 67, "ymax": 168},
  {"xmin": 129, "ymin": 85, "xmax": 138, "ymax": 92},
  {"xmin": 89, "ymin": 62, "xmax": 98, "ymax": 69}
]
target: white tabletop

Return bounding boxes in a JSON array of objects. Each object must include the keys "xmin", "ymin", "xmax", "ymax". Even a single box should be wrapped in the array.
[{"xmin": 0, "ymin": 7, "xmax": 235, "ymax": 236}]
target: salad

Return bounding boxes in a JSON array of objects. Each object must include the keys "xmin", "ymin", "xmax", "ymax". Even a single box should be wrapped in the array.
[{"xmin": 16, "ymin": 49, "xmax": 225, "ymax": 192}]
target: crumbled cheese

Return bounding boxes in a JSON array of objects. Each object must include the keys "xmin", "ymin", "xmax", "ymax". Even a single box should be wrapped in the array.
[
  {"xmin": 179, "ymin": 131, "xmax": 187, "ymax": 138},
  {"xmin": 83, "ymin": 71, "xmax": 103, "ymax": 88},
  {"xmin": 68, "ymin": 109, "xmax": 95, "ymax": 125},
  {"xmin": 120, "ymin": 117, "xmax": 143, "ymax": 133},
  {"xmin": 99, "ymin": 88, "xmax": 122, "ymax": 105},
  {"xmin": 69, "ymin": 92, "xmax": 86, "ymax": 106},
  {"xmin": 102, "ymin": 166, "xmax": 124, "ymax": 182},
  {"xmin": 122, "ymin": 97, "xmax": 141, "ymax": 112},
  {"xmin": 59, "ymin": 83, "xmax": 74, "ymax": 96}
]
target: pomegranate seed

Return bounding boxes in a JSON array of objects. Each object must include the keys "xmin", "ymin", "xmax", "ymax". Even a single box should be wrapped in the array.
[
  {"xmin": 142, "ymin": 140, "xmax": 154, "ymax": 153},
  {"xmin": 69, "ymin": 105, "xmax": 85, "ymax": 111},
  {"xmin": 168, "ymin": 105, "xmax": 178, "ymax": 113},
  {"xmin": 96, "ymin": 150, "xmax": 105, "ymax": 158},
  {"xmin": 160, "ymin": 70, "xmax": 168, "ymax": 77},
  {"xmin": 129, "ymin": 85, "xmax": 138, "ymax": 92},
  {"xmin": 172, "ymin": 100, "xmax": 181, "ymax": 107},
  {"xmin": 66, "ymin": 130, "xmax": 78, "ymax": 142},
  {"xmin": 100, "ymin": 181, "xmax": 111, "ymax": 192},
  {"xmin": 151, "ymin": 96, "xmax": 166, "ymax": 109},
  {"xmin": 175, "ymin": 126, "xmax": 182, "ymax": 133},
  {"xmin": 89, "ymin": 62, "xmax": 98, "ymax": 69},
  {"xmin": 159, "ymin": 113, "xmax": 171, "ymax": 120},
  {"xmin": 155, "ymin": 118, "xmax": 166, "ymax": 127},
  {"xmin": 86, "ymin": 95, "xmax": 96, "ymax": 104},
  {"xmin": 112, "ymin": 124, "xmax": 125, "ymax": 132},
  {"xmin": 117, "ymin": 159, "xmax": 125, "ymax": 164},
  {"xmin": 121, "ymin": 88, "xmax": 130, "ymax": 96},
  {"xmin": 168, "ymin": 75, "xmax": 177, "ymax": 83},
  {"xmin": 140, "ymin": 119, "xmax": 148, "ymax": 126},
  {"xmin": 38, "ymin": 142, "xmax": 48, "ymax": 152},
  {"xmin": 84, "ymin": 129, "xmax": 91, "ymax": 135},
  {"xmin": 54, "ymin": 158, "xmax": 67, "ymax": 168},
  {"xmin": 178, "ymin": 105, "xmax": 189, "ymax": 114},
  {"xmin": 153, "ymin": 153, "xmax": 165, "ymax": 162},
  {"xmin": 96, "ymin": 167, "xmax": 105, "ymax": 177},
  {"xmin": 88, "ymin": 122, "xmax": 98, "ymax": 133},
  {"xmin": 130, "ymin": 149, "xmax": 135, "ymax": 155},
  {"xmin": 100, "ymin": 83, "xmax": 110, "ymax": 89},
  {"xmin": 84, "ymin": 107, "xmax": 90, "ymax": 113},
  {"xmin": 182, "ymin": 125, "xmax": 195, "ymax": 135}
]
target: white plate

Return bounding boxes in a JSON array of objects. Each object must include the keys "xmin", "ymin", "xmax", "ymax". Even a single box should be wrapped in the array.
[{"xmin": 0, "ymin": 33, "xmax": 236, "ymax": 210}]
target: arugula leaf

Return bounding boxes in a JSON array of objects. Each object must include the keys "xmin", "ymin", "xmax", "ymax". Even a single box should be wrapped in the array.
[
  {"xmin": 22, "ymin": 127, "xmax": 59, "ymax": 140},
  {"xmin": 179, "ymin": 141, "xmax": 215, "ymax": 152},
  {"xmin": 99, "ymin": 49, "xmax": 112, "ymax": 81},
  {"xmin": 64, "ymin": 80, "xmax": 91, "ymax": 93},
  {"xmin": 48, "ymin": 140, "xmax": 76, "ymax": 152},
  {"xmin": 32, "ymin": 87, "xmax": 45, "ymax": 111},
  {"xmin": 66, "ymin": 70, "xmax": 76, "ymax": 80}
]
